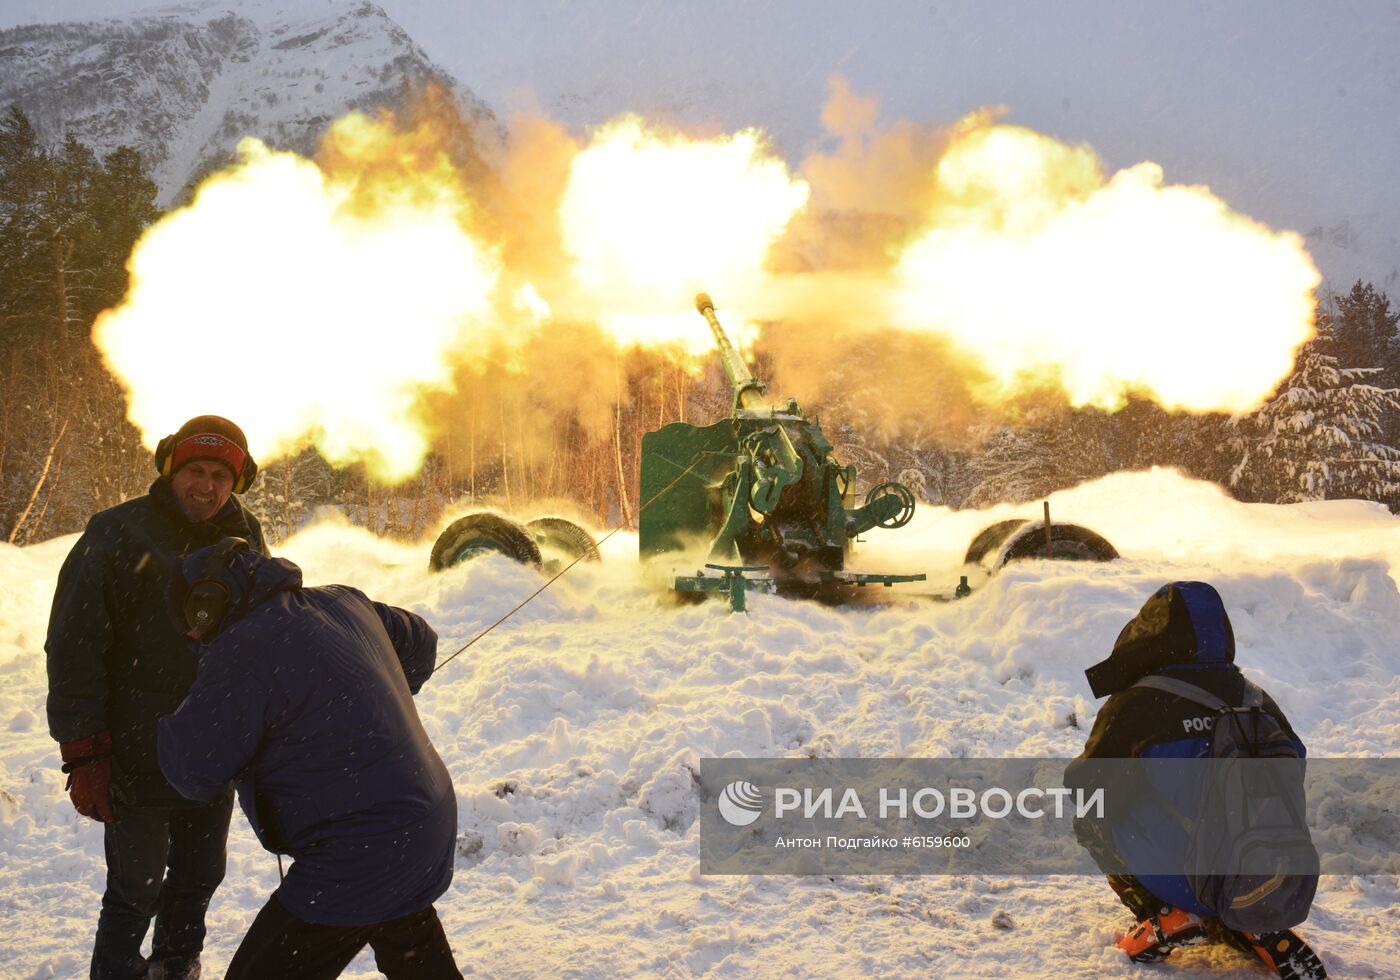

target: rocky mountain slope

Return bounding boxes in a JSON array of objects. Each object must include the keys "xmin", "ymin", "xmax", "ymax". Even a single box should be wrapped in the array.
[{"xmin": 0, "ymin": 0, "xmax": 493, "ymax": 204}]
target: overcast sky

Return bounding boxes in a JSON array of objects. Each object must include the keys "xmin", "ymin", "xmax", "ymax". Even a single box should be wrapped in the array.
[{"xmin": 3, "ymin": 1, "xmax": 1398, "ymax": 284}]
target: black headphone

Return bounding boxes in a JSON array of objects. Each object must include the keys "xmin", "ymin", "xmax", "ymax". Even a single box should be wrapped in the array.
[
  {"xmin": 155, "ymin": 433, "xmax": 259, "ymax": 494},
  {"xmin": 184, "ymin": 537, "xmax": 250, "ymax": 638}
]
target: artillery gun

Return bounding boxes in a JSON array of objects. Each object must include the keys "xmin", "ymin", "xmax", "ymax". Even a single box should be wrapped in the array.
[
  {"xmin": 639, "ymin": 294, "xmax": 928, "ymax": 602},
  {"xmin": 640, "ymin": 294, "xmax": 1119, "ymax": 604},
  {"xmin": 428, "ymin": 293, "xmax": 1119, "ymax": 607}
]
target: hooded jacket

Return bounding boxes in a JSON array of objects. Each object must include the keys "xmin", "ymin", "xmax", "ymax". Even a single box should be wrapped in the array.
[
  {"xmin": 45, "ymin": 478, "xmax": 267, "ymax": 806},
  {"xmin": 1068, "ymin": 582, "xmax": 1304, "ymax": 916},
  {"xmin": 157, "ymin": 547, "xmax": 455, "ymax": 926}
]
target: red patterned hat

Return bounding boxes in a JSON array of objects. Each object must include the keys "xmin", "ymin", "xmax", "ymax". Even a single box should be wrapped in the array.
[{"xmin": 160, "ymin": 416, "xmax": 250, "ymax": 479}]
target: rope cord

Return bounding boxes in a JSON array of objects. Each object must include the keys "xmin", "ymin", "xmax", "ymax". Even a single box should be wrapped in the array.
[
  {"xmin": 277, "ymin": 456, "xmax": 714, "ymax": 884},
  {"xmin": 430, "ymin": 454, "xmax": 714, "ymax": 676}
]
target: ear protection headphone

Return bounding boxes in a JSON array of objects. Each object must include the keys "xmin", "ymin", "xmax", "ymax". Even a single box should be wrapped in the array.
[
  {"xmin": 155, "ymin": 433, "xmax": 258, "ymax": 493},
  {"xmin": 184, "ymin": 537, "xmax": 250, "ymax": 638}
]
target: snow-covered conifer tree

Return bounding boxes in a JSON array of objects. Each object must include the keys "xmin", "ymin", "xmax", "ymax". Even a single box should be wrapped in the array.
[
  {"xmin": 1229, "ymin": 323, "xmax": 1400, "ymax": 503},
  {"xmin": 963, "ymin": 409, "xmax": 1116, "ymax": 507}
]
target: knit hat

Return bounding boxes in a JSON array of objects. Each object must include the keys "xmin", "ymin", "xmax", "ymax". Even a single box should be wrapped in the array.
[{"xmin": 156, "ymin": 416, "xmax": 254, "ymax": 488}]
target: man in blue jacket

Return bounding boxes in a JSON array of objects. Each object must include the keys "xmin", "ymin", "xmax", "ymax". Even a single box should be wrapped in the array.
[
  {"xmin": 157, "ymin": 540, "xmax": 461, "ymax": 980},
  {"xmin": 1068, "ymin": 581, "xmax": 1325, "ymax": 979}
]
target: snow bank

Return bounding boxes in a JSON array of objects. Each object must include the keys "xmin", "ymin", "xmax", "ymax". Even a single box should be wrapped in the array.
[{"xmin": 1, "ymin": 470, "xmax": 1397, "ymax": 977}]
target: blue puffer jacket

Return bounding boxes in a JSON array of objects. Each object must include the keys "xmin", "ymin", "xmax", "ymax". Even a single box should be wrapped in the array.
[
  {"xmin": 1069, "ymin": 582, "xmax": 1304, "ymax": 917},
  {"xmin": 157, "ymin": 547, "xmax": 456, "ymax": 926}
]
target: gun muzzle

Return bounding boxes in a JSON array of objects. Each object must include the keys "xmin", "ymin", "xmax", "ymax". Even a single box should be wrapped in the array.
[{"xmin": 695, "ymin": 293, "xmax": 714, "ymax": 316}]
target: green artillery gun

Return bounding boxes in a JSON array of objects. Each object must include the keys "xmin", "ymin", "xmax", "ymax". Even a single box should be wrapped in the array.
[
  {"xmin": 639, "ymin": 294, "xmax": 929, "ymax": 604},
  {"xmin": 639, "ymin": 294, "xmax": 1119, "ymax": 607}
]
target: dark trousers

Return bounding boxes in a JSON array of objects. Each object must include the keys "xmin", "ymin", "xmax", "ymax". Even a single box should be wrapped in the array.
[
  {"xmin": 91, "ymin": 796, "xmax": 233, "ymax": 980},
  {"xmin": 1107, "ymin": 873, "xmax": 1163, "ymax": 919},
  {"xmin": 224, "ymin": 892, "xmax": 463, "ymax": 980}
]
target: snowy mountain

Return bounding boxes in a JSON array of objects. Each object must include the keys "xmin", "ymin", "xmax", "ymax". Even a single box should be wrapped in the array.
[{"xmin": 0, "ymin": 0, "xmax": 493, "ymax": 205}]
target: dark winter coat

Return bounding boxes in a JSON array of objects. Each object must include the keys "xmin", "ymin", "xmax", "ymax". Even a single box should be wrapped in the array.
[
  {"xmin": 45, "ymin": 478, "xmax": 267, "ymax": 807},
  {"xmin": 157, "ymin": 548, "xmax": 456, "ymax": 927},
  {"xmin": 1066, "ymin": 582, "xmax": 1304, "ymax": 916}
]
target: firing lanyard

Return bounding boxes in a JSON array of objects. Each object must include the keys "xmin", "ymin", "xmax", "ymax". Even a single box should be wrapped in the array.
[
  {"xmin": 430, "ymin": 454, "xmax": 712, "ymax": 677},
  {"xmin": 255, "ymin": 459, "xmax": 709, "ymax": 885}
]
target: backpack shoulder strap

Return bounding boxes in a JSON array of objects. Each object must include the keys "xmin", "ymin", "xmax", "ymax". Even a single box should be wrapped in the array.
[
  {"xmin": 1133, "ymin": 673, "xmax": 1230, "ymax": 712},
  {"xmin": 1239, "ymin": 680, "xmax": 1265, "ymax": 710}
]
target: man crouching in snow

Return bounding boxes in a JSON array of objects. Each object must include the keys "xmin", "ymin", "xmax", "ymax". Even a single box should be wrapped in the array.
[
  {"xmin": 1066, "ymin": 581, "xmax": 1326, "ymax": 980},
  {"xmin": 157, "ymin": 538, "xmax": 462, "ymax": 980}
]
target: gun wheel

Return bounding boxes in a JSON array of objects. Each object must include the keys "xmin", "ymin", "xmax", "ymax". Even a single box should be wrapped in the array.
[
  {"xmin": 526, "ymin": 517, "xmax": 601, "ymax": 562},
  {"xmin": 964, "ymin": 520, "xmax": 1031, "ymax": 565},
  {"xmin": 1000, "ymin": 522, "xmax": 1118, "ymax": 564},
  {"xmin": 429, "ymin": 513, "xmax": 542, "ymax": 570},
  {"xmin": 965, "ymin": 520, "xmax": 1118, "ymax": 567}
]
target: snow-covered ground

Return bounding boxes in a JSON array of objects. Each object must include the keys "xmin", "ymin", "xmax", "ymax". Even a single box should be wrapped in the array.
[{"xmin": 2, "ymin": 469, "xmax": 1397, "ymax": 978}]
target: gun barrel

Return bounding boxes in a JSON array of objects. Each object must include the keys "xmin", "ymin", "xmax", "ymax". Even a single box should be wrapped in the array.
[{"xmin": 695, "ymin": 293, "xmax": 764, "ymax": 410}]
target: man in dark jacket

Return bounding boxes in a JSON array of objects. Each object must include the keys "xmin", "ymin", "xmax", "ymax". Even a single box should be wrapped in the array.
[
  {"xmin": 46, "ymin": 415, "xmax": 267, "ymax": 980},
  {"xmin": 158, "ymin": 542, "xmax": 461, "ymax": 980},
  {"xmin": 1068, "ymin": 581, "xmax": 1325, "ymax": 979}
]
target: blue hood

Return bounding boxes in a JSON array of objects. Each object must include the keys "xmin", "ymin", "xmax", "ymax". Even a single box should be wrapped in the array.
[
  {"xmin": 1085, "ymin": 581, "xmax": 1236, "ymax": 698},
  {"xmin": 169, "ymin": 544, "xmax": 302, "ymax": 637}
]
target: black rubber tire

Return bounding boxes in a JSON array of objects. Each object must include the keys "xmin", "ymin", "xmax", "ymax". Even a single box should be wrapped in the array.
[
  {"xmin": 429, "ymin": 513, "xmax": 542, "ymax": 571},
  {"xmin": 964, "ymin": 519, "xmax": 1031, "ymax": 565},
  {"xmin": 526, "ymin": 517, "xmax": 601, "ymax": 562},
  {"xmin": 998, "ymin": 522, "xmax": 1120, "ymax": 565}
]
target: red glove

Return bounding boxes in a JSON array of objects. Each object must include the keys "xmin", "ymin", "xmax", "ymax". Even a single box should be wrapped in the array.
[{"xmin": 59, "ymin": 731, "xmax": 116, "ymax": 823}]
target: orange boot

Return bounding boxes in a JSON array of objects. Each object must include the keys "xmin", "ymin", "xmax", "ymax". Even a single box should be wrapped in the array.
[
  {"xmin": 1237, "ymin": 929, "xmax": 1327, "ymax": 979},
  {"xmin": 1117, "ymin": 907, "xmax": 1208, "ymax": 963}
]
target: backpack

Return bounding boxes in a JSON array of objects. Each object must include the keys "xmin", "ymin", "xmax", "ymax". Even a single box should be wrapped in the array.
[{"xmin": 1134, "ymin": 674, "xmax": 1319, "ymax": 933}]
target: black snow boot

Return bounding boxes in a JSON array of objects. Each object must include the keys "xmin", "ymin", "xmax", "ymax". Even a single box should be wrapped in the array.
[{"xmin": 148, "ymin": 956, "xmax": 201, "ymax": 980}]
